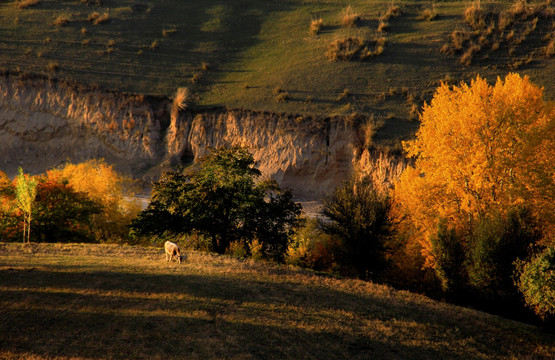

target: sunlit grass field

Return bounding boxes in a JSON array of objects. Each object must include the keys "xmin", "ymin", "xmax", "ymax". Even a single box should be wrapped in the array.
[
  {"xmin": 1, "ymin": 243, "xmax": 554, "ymax": 359},
  {"xmin": 0, "ymin": 0, "xmax": 553, "ymax": 130}
]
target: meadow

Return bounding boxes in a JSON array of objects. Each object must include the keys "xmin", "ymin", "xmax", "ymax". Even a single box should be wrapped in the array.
[
  {"xmin": 1, "ymin": 242, "xmax": 554, "ymax": 359},
  {"xmin": 0, "ymin": 0, "xmax": 553, "ymax": 142}
]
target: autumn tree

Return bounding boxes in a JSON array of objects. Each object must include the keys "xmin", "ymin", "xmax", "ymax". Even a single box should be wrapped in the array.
[
  {"xmin": 0, "ymin": 171, "xmax": 100, "ymax": 243},
  {"xmin": 49, "ymin": 159, "xmax": 141, "ymax": 241},
  {"xmin": 394, "ymin": 73, "xmax": 554, "ymax": 271},
  {"xmin": 32, "ymin": 173, "xmax": 101, "ymax": 242},
  {"xmin": 15, "ymin": 168, "xmax": 37, "ymax": 243}
]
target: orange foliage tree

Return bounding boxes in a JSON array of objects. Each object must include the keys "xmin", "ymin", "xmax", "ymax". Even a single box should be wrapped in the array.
[
  {"xmin": 49, "ymin": 159, "xmax": 141, "ymax": 241},
  {"xmin": 394, "ymin": 73, "xmax": 554, "ymax": 269}
]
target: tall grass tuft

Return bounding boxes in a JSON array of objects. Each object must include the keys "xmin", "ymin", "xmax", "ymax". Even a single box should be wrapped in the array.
[
  {"xmin": 464, "ymin": 1, "xmax": 486, "ymax": 29},
  {"xmin": 378, "ymin": 20, "xmax": 390, "ymax": 32},
  {"xmin": 89, "ymin": 12, "xmax": 109, "ymax": 25},
  {"xmin": 341, "ymin": 6, "xmax": 360, "ymax": 28},
  {"xmin": 15, "ymin": 0, "xmax": 40, "ymax": 9},
  {"xmin": 54, "ymin": 14, "xmax": 70, "ymax": 27},
  {"xmin": 173, "ymin": 87, "xmax": 190, "ymax": 113},
  {"xmin": 162, "ymin": 29, "xmax": 177, "ymax": 37},
  {"xmin": 309, "ymin": 18, "xmax": 323, "ymax": 35},
  {"xmin": 328, "ymin": 37, "xmax": 364, "ymax": 61},
  {"xmin": 381, "ymin": 4, "xmax": 401, "ymax": 21},
  {"xmin": 420, "ymin": 5, "xmax": 439, "ymax": 21}
]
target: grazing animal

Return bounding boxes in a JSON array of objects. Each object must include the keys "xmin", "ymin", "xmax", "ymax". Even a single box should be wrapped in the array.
[{"xmin": 164, "ymin": 241, "xmax": 185, "ymax": 263}]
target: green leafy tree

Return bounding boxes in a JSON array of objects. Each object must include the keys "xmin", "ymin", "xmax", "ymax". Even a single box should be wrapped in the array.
[
  {"xmin": 132, "ymin": 147, "xmax": 301, "ymax": 259},
  {"xmin": 516, "ymin": 246, "xmax": 555, "ymax": 320},
  {"xmin": 320, "ymin": 176, "xmax": 392, "ymax": 280},
  {"xmin": 15, "ymin": 168, "xmax": 37, "ymax": 243},
  {"xmin": 468, "ymin": 208, "xmax": 541, "ymax": 300},
  {"xmin": 430, "ymin": 219, "xmax": 467, "ymax": 293}
]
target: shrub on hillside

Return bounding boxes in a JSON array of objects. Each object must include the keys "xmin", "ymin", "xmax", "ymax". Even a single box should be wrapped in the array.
[
  {"xmin": 468, "ymin": 208, "xmax": 541, "ymax": 300},
  {"xmin": 287, "ymin": 218, "xmax": 339, "ymax": 272},
  {"xmin": 516, "ymin": 245, "xmax": 555, "ymax": 320},
  {"xmin": 309, "ymin": 18, "xmax": 323, "ymax": 35},
  {"xmin": 320, "ymin": 176, "xmax": 392, "ymax": 280},
  {"xmin": 15, "ymin": 0, "xmax": 40, "ymax": 9},
  {"xmin": 341, "ymin": 6, "xmax": 360, "ymax": 28},
  {"xmin": 327, "ymin": 37, "xmax": 386, "ymax": 61},
  {"xmin": 430, "ymin": 219, "xmax": 467, "ymax": 293}
]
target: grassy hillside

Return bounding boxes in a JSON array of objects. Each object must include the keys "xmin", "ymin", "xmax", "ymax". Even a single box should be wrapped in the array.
[
  {"xmin": 1, "ymin": 243, "xmax": 554, "ymax": 359},
  {"xmin": 0, "ymin": 0, "xmax": 553, "ymax": 138}
]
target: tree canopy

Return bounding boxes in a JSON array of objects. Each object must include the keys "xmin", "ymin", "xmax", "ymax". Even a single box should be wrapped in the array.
[
  {"xmin": 132, "ymin": 147, "xmax": 302, "ymax": 261},
  {"xmin": 394, "ymin": 73, "xmax": 554, "ymax": 269}
]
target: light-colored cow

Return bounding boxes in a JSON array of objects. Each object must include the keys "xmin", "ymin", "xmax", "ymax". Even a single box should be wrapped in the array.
[{"xmin": 164, "ymin": 241, "xmax": 185, "ymax": 264}]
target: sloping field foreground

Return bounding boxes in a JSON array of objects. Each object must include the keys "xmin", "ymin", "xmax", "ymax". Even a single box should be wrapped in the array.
[{"xmin": 0, "ymin": 243, "xmax": 553, "ymax": 359}]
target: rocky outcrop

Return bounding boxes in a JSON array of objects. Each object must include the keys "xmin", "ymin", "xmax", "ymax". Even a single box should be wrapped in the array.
[{"xmin": 0, "ymin": 73, "xmax": 386, "ymax": 199}]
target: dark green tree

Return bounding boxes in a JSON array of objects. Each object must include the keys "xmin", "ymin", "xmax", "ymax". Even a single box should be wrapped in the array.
[
  {"xmin": 320, "ymin": 176, "xmax": 392, "ymax": 280},
  {"xmin": 131, "ymin": 147, "xmax": 301, "ymax": 259},
  {"xmin": 467, "ymin": 208, "xmax": 541, "ymax": 300},
  {"xmin": 430, "ymin": 219, "xmax": 467, "ymax": 293}
]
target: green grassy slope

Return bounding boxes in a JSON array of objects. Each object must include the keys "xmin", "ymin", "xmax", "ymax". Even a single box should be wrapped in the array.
[
  {"xmin": 0, "ymin": 243, "xmax": 554, "ymax": 359},
  {"xmin": 1, "ymin": 0, "xmax": 553, "ymax": 128}
]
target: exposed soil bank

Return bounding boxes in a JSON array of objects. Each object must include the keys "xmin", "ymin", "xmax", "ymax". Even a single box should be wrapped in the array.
[{"xmin": 0, "ymin": 73, "xmax": 399, "ymax": 199}]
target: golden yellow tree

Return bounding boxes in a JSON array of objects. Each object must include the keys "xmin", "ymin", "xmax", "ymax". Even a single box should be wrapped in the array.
[
  {"xmin": 394, "ymin": 73, "xmax": 554, "ymax": 268},
  {"xmin": 49, "ymin": 159, "xmax": 141, "ymax": 241}
]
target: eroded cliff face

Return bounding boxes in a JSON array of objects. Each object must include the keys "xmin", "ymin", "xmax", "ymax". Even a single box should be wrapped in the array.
[{"xmin": 0, "ymin": 73, "xmax": 371, "ymax": 199}]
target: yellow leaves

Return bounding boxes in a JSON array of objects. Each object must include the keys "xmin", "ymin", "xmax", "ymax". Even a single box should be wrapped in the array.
[
  {"xmin": 49, "ymin": 159, "xmax": 141, "ymax": 241},
  {"xmin": 395, "ymin": 73, "xmax": 555, "ymax": 268}
]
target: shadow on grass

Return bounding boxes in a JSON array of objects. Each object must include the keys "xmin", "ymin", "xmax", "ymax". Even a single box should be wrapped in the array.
[{"xmin": 1, "ymin": 267, "xmax": 553, "ymax": 359}]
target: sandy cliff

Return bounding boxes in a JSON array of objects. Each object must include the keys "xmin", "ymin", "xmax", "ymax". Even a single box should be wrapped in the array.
[{"xmin": 0, "ymin": 73, "xmax": 394, "ymax": 199}]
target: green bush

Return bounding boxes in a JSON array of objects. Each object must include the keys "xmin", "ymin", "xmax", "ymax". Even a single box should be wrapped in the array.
[
  {"xmin": 516, "ymin": 246, "xmax": 555, "ymax": 319},
  {"xmin": 320, "ymin": 176, "xmax": 392, "ymax": 280},
  {"xmin": 468, "ymin": 209, "xmax": 541, "ymax": 300},
  {"xmin": 287, "ymin": 218, "xmax": 339, "ymax": 272},
  {"xmin": 430, "ymin": 219, "xmax": 467, "ymax": 293}
]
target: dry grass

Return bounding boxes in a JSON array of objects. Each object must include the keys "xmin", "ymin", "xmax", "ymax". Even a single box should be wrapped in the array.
[
  {"xmin": 380, "ymin": 4, "xmax": 401, "ymax": 21},
  {"xmin": 47, "ymin": 61, "xmax": 59, "ymax": 72},
  {"xmin": 309, "ymin": 18, "xmax": 323, "ymax": 35},
  {"xmin": 275, "ymin": 91, "xmax": 290, "ymax": 103},
  {"xmin": 173, "ymin": 87, "xmax": 190, "ymax": 113},
  {"xmin": 1, "ymin": 242, "xmax": 554, "ymax": 360},
  {"xmin": 15, "ymin": 0, "xmax": 40, "ymax": 9},
  {"xmin": 54, "ymin": 14, "xmax": 70, "ymax": 27},
  {"xmin": 162, "ymin": 28, "xmax": 177, "ymax": 37},
  {"xmin": 327, "ymin": 36, "xmax": 386, "ymax": 61},
  {"xmin": 90, "ymin": 12, "xmax": 109, "ymax": 25},
  {"xmin": 341, "ymin": 5, "xmax": 360, "ymax": 28},
  {"xmin": 464, "ymin": 2, "xmax": 486, "ymax": 29},
  {"xmin": 546, "ymin": 37, "xmax": 555, "ymax": 56},
  {"xmin": 443, "ymin": 0, "xmax": 555, "ymax": 66},
  {"xmin": 419, "ymin": 5, "xmax": 439, "ymax": 21},
  {"xmin": 87, "ymin": 11, "xmax": 99, "ymax": 22},
  {"xmin": 378, "ymin": 20, "xmax": 390, "ymax": 32},
  {"xmin": 337, "ymin": 88, "xmax": 351, "ymax": 101}
]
